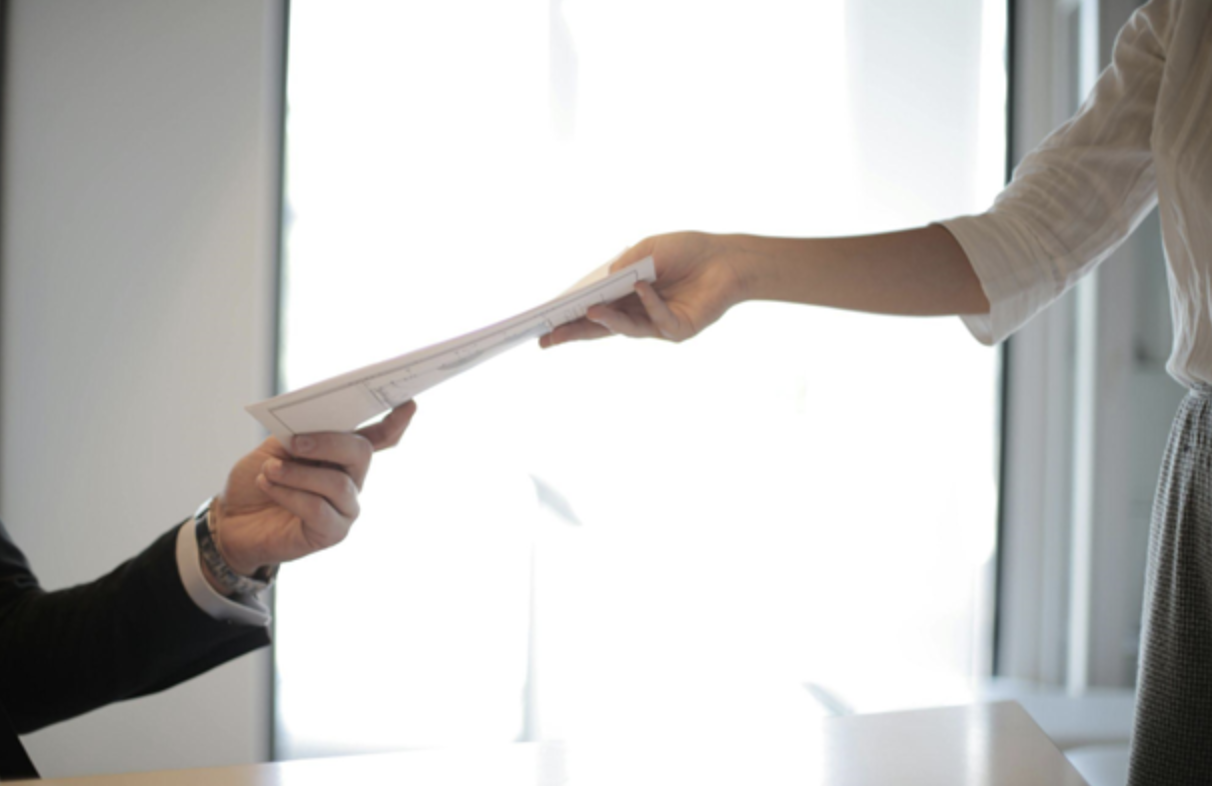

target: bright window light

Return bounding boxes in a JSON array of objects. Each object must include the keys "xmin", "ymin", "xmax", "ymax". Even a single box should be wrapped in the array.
[{"xmin": 276, "ymin": 0, "xmax": 1006, "ymax": 772}]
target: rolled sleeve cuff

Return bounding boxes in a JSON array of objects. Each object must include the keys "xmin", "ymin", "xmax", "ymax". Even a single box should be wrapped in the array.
[
  {"xmin": 175, "ymin": 521, "xmax": 271, "ymax": 627},
  {"xmin": 938, "ymin": 215, "xmax": 1057, "ymax": 346}
]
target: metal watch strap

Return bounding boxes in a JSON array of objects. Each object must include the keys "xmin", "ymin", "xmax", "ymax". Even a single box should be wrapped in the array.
[{"xmin": 194, "ymin": 497, "xmax": 275, "ymax": 596}]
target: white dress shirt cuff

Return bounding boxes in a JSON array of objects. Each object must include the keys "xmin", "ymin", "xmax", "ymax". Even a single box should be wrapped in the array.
[{"xmin": 175, "ymin": 521, "xmax": 271, "ymax": 626}]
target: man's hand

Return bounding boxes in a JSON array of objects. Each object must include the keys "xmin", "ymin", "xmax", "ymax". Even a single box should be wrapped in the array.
[
  {"xmin": 539, "ymin": 232, "xmax": 751, "ymax": 348},
  {"xmin": 202, "ymin": 401, "xmax": 417, "ymax": 589}
]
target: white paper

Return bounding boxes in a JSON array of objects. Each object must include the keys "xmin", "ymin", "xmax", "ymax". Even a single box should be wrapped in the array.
[{"xmin": 246, "ymin": 257, "xmax": 655, "ymax": 443}]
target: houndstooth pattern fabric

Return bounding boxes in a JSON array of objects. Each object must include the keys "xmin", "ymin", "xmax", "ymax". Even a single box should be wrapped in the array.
[{"xmin": 1128, "ymin": 388, "xmax": 1212, "ymax": 784}]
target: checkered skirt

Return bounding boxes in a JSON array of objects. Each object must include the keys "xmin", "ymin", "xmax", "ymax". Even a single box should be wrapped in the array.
[{"xmin": 1129, "ymin": 388, "xmax": 1212, "ymax": 784}]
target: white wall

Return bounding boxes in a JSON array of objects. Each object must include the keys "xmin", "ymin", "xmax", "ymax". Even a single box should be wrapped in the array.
[{"xmin": 0, "ymin": 0, "xmax": 284, "ymax": 777}]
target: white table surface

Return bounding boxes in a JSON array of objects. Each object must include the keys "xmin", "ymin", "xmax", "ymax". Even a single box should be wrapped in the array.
[{"xmin": 16, "ymin": 701, "xmax": 1088, "ymax": 786}]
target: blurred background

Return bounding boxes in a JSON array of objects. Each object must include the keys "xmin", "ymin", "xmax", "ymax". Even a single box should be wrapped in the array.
[{"xmin": 275, "ymin": 0, "xmax": 1004, "ymax": 758}]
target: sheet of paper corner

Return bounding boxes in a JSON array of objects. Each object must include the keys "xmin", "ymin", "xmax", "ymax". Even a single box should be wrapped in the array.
[{"xmin": 245, "ymin": 256, "xmax": 656, "ymax": 444}]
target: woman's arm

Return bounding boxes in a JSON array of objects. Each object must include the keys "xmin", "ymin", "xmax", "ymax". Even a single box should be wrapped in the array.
[
  {"xmin": 541, "ymin": 225, "xmax": 988, "ymax": 347},
  {"xmin": 544, "ymin": 1, "xmax": 1171, "ymax": 350},
  {"xmin": 737, "ymin": 225, "xmax": 987, "ymax": 315}
]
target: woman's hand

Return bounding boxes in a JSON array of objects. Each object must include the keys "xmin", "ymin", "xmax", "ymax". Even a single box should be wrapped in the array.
[
  {"xmin": 540, "ymin": 232, "xmax": 751, "ymax": 347},
  {"xmin": 203, "ymin": 401, "xmax": 417, "ymax": 588}
]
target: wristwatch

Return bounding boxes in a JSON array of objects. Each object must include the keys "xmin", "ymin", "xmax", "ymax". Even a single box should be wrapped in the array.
[{"xmin": 194, "ymin": 496, "xmax": 277, "ymax": 596}]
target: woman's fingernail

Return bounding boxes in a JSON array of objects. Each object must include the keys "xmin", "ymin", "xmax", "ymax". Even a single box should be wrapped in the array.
[
  {"xmin": 293, "ymin": 436, "xmax": 314, "ymax": 454},
  {"xmin": 265, "ymin": 458, "xmax": 283, "ymax": 477},
  {"xmin": 256, "ymin": 473, "xmax": 271, "ymax": 490}
]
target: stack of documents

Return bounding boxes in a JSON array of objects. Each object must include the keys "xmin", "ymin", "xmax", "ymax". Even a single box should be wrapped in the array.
[{"xmin": 246, "ymin": 257, "xmax": 656, "ymax": 444}]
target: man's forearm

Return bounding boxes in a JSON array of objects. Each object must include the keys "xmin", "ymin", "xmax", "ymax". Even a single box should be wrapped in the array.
[
  {"xmin": 0, "ymin": 525, "xmax": 268, "ymax": 733},
  {"xmin": 731, "ymin": 224, "xmax": 990, "ymax": 317}
]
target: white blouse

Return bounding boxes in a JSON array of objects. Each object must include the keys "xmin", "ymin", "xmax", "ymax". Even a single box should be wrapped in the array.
[{"xmin": 942, "ymin": 0, "xmax": 1212, "ymax": 388}]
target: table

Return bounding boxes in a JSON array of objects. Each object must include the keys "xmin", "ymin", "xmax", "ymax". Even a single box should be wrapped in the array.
[
  {"xmin": 817, "ymin": 700, "xmax": 1089, "ymax": 785},
  {"xmin": 16, "ymin": 702, "xmax": 1088, "ymax": 785}
]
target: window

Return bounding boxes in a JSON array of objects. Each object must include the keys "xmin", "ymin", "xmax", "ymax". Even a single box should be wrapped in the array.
[{"xmin": 276, "ymin": 0, "xmax": 1007, "ymax": 764}]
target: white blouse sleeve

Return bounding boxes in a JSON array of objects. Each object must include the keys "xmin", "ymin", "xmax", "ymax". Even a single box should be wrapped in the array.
[{"xmin": 940, "ymin": 0, "xmax": 1172, "ymax": 345}]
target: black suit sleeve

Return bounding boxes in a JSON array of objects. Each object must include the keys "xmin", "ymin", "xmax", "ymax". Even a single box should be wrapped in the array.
[{"xmin": 0, "ymin": 519, "xmax": 270, "ymax": 733}]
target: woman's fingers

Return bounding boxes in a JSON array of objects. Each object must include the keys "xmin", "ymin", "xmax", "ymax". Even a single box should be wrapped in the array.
[
  {"xmin": 585, "ymin": 304, "xmax": 657, "ymax": 338},
  {"xmin": 608, "ymin": 237, "xmax": 657, "ymax": 274},
  {"xmin": 262, "ymin": 459, "xmax": 360, "ymax": 520},
  {"xmin": 540, "ymin": 236, "xmax": 675, "ymax": 348},
  {"xmin": 541, "ymin": 319, "xmax": 614, "ymax": 348},
  {"xmin": 540, "ymin": 287, "xmax": 684, "ymax": 347},
  {"xmin": 634, "ymin": 281, "xmax": 690, "ymax": 340}
]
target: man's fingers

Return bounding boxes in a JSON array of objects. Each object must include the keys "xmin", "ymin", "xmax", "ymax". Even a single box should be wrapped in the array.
[
  {"xmin": 634, "ymin": 281, "xmax": 689, "ymax": 341},
  {"xmin": 255, "ymin": 475, "xmax": 351, "ymax": 552},
  {"xmin": 262, "ymin": 459, "xmax": 360, "ymax": 519},
  {"xmin": 287, "ymin": 431, "xmax": 374, "ymax": 489},
  {"xmin": 278, "ymin": 401, "xmax": 414, "ymax": 493},
  {"xmin": 357, "ymin": 400, "xmax": 417, "ymax": 451}
]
